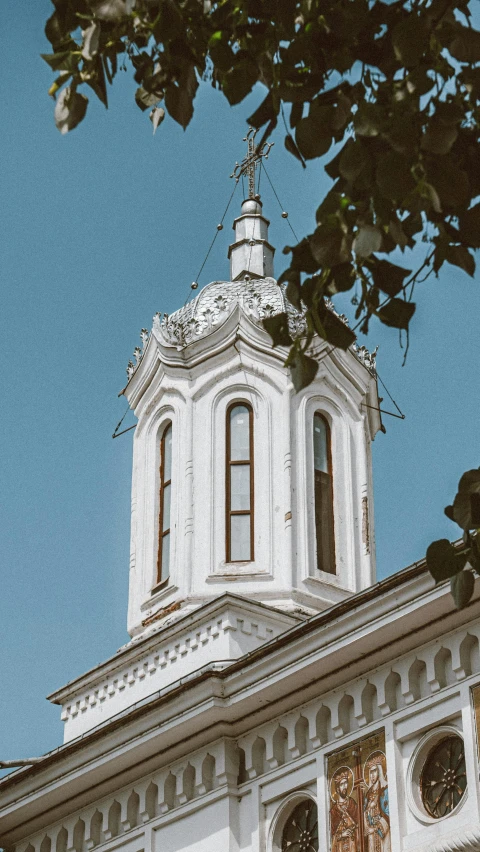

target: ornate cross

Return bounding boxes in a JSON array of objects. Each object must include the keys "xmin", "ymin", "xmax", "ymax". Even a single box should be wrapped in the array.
[{"xmin": 230, "ymin": 127, "xmax": 274, "ymax": 198}]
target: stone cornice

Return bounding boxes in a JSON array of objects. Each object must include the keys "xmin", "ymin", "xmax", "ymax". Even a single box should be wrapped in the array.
[{"xmin": 47, "ymin": 594, "xmax": 300, "ymax": 707}]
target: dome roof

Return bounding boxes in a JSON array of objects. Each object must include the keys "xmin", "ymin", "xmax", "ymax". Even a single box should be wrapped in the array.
[
  {"xmin": 124, "ymin": 278, "xmax": 377, "ymax": 382},
  {"xmin": 154, "ymin": 277, "xmax": 305, "ymax": 348}
]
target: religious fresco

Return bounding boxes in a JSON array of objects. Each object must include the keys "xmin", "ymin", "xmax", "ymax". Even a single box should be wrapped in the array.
[{"xmin": 327, "ymin": 729, "xmax": 390, "ymax": 852}]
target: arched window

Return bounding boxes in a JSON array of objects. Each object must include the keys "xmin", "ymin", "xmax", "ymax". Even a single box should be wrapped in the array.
[
  {"xmin": 157, "ymin": 423, "xmax": 172, "ymax": 584},
  {"xmin": 281, "ymin": 799, "xmax": 318, "ymax": 851},
  {"xmin": 313, "ymin": 413, "xmax": 335, "ymax": 574},
  {"xmin": 226, "ymin": 403, "xmax": 254, "ymax": 562}
]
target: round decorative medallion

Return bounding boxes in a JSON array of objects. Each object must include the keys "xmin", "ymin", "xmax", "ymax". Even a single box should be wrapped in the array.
[
  {"xmin": 282, "ymin": 799, "xmax": 319, "ymax": 852},
  {"xmin": 420, "ymin": 735, "xmax": 466, "ymax": 819}
]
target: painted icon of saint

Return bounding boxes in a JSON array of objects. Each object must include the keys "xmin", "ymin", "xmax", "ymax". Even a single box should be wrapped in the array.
[
  {"xmin": 330, "ymin": 766, "xmax": 358, "ymax": 852},
  {"xmin": 363, "ymin": 751, "xmax": 391, "ymax": 852}
]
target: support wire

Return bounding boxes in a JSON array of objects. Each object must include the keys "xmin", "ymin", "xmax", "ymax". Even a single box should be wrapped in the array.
[
  {"xmin": 260, "ymin": 161, "xmax": 299, "ymax": 242},
  {"xmin": 183, "ymin": 180, "xmax": 239, "ymax": 306}
]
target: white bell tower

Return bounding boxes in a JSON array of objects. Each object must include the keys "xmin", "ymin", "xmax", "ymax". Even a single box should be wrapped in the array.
[{"xmin": 123, "ymin": 136, "xmax": 382, "ymax": 641}]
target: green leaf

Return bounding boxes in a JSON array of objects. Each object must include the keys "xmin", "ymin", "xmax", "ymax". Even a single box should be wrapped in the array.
[
  {"xmin": 41, "ymin": 50, "xmax": 78, "ymax": 73},
  {"xmin": 247, "ymin": 92, "xmax": 278, "ymax": 129},
  {"xmin": 284, "ymin": 134, "xmax": 306, "ymax": 168},
  {"xmin": 371, "ymin": 260, "xmax": 411, "ymax": 298},
  {"xmin": 376, "ymin": 152, "xmax": 416, "ymax": 202},
  {"xmin": 85, "ymin": 55, "xmax": 108, "ymax": 108},
  {"xmin": 469, "ymin": 543, "xmax": 480, "ymax": 575},
  {"xmin": 320, "ymin": 304, "xmax": 356, "ymax": 350},
  {"xmin": 277, "ymin": 266, "xmax": 301, "ymax": 286},
  {"xmin": 165, "ymin": 64, "xmax": 198, "ymax": 129},
  {"xmin": 153, "ymin": 0, "xmax": 184, "ymax": 42},
  {"xmin": 458, "ymin": 469, "xmax": 480, "ymax": 493},
  {"xmin": 325, "ymin": 148, "xmax": 342, "ymax": 180},
  {"xmin": 459, "ymin": 204, "xmax": 480, "ymax": 249},
  {"xmin": 452, "ymin": 469, "xmax": 480, "ymax": 529},
  {"xmin": 327, "ymin": 262, "xmax": 355, "ymax": 295},
  {"xmin": 290, "ymin": 102, "xmax": 303, "ymax": 129},
  {"xmin": 450, "ymin": 570, "xmax": 475, "ymax": 610},
  {"xmin": 295, "ymin": 116, "xmax": 332, "ymax": 160},
  {"xmin": 135, "ymin": 86, "xmax": 160, "ymax": 112},
  {"xmin": 150, "ymin": 106, "xmax": 165, "ymax": 134},
  {"xmin": 449, "ymin": 24, "xmax": 480, "ymax": 63},
  {"xmin": 207, "ymin": 31, "xmax": 234, "ymax": 72},
  {"xmin": 45, "ymin": 8, "xmax": 78, "ymax": 49},
  {"xmin": 353, "ymin": 226, "xmax": 382, "ymax": 259},
  {"xmin": 290, "ymin": 351, "xmax": 319, "ymax": 392},
  {"xmin": 300, "ymin": 277, "xmax": 318, "ymax": 308},
  {"xmin": 389, "ymin": 219, "xmax": 409, "ymax": 251},
  {"xmin": 286, "ymin": 280, "xmax": 302, "ymax": 311},
  {"xmin": 222, "ymin": 60, "xmax": 258, "ymax": 106},
  {"xmin": 392, "ymin": 16, "xmax": 428, "ymax": 67},
  {"xmin": 54, "ymin": 87, "xmax": 88, "ymax": 134},
  {"xmin": 309, "ymin": 225, "xmax": 352, "ymax": 268},
  {"xmin": 376, "ymin": 298, "xmax": 415, "ymax": 330},
  {"xmin": 445, "ymin": 245, "xmax": 475, "ymax": 278},
  {"xmin": 445, "ymin": 505, "xmax": 455, "ymax": 522},
  {"xmin": 426, "ymin": 539, "xmax": 466, "ymax": 583},
  {"xmin": 354, "ymin": 103, "xmax": 382, "ymax": 137},
  {"xmin": 287, "ymin": 238, "xmax": 319, "ymax": 274},
  {"xmin": 405, "ymin": 67, "xmax": 435, "ymax": 97},
  {"xmin": 339, "ymin": 140, "xmax": 369, "ymax": 182},
  {"xmin": 82, "ymin": 21, "xmax": 101, "ymax": 61},
  {"xmin": 88, "ymin": 0, "xmax": 132, "ymax": 21},
  {"xmin": 263, "ymin": 313, "xmax": 293, "ymax": 347},
  {"xmin": 421, "ymin": 120, "xmax": 458, "ymax": 156}
]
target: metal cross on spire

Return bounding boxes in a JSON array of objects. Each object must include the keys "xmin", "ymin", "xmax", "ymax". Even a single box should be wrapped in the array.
[{"xmin": 230, "ymin": 127, "xmax": 274, "ymax": 199}]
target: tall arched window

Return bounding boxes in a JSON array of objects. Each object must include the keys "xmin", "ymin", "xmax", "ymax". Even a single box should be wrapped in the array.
[
  {"xmin": 157, "ymin": 422, "xmax": 172, "ymax": 584},
  {"xmin": 226, "ymin": 403, "xmax": 254, "ymax": 562},
  {"xmin": 313, "ymin": 412, "xmax": 335, "ymax": 574}
]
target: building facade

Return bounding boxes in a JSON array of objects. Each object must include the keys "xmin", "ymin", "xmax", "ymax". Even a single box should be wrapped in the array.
[{"xmin": 1, "ymin": 174, "xmax": 480, "ymax": 852}]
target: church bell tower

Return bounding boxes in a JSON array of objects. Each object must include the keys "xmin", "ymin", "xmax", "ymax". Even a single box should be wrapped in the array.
[{"xmin": 123, "ymin": 131, "xmax": 382, "ymax": 641}]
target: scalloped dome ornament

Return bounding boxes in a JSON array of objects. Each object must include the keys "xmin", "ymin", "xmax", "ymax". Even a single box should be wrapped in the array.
[{"xmin": 153, "ymin": 278, "xmax": 305, "ymax": 349}]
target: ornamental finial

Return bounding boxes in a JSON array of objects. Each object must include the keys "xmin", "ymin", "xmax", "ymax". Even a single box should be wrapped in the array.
[{"xmin": 230, "ymin": 127, "xmax": 274, "ymax": 199}]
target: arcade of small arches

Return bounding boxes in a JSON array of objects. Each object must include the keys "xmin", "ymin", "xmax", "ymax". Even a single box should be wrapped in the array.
[{"xmin": 17, "ymin": 729, "xmax": 467, "ymax": 852}]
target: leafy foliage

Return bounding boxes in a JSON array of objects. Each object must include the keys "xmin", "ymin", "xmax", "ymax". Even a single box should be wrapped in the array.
[
  {"xmin": 42, "ymin": 0, "xmax": 480, "ymax": 369},
  {"xmin": 427, "ymin": 469, "xmax": 480, "ymax": 608},
  {"xmin": 43, "ymin": 0, "xmax": 480, "ymax": 612}
]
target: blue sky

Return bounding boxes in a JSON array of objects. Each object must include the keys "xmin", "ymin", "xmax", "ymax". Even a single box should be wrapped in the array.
[{"xmin": 1, "ymin": 2, "xmax": 479, "ymax": 765}]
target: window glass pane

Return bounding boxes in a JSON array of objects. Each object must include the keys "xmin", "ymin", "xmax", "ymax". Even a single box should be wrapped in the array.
[
  {"xmin": 161, "ymin": 533, "xmax": 170, "ymax": 580},
  {"xmin": 230, "ymin": 514, "xmax": 251, "ymax": 561},
  {"xmin": 313, "ymin": 414, "xmax": 329, "ymax": 473},
  {"xmin": 315, "ymin": 471, "xmax": 335, "ymax": 574},
  {"xmin": 163, "ymin": 424, "xmax": 172, "ymax": 481},
  {"xmin": 230, "ymin": 464, "xmax": 250, "ymax": 511},
  {"xmin": 162, "ymin": 483, "xmax": 171, "ymax": 532},
  {"xmin": 230, "ymin": 406, "xmax": 250, "ymax": 461}
]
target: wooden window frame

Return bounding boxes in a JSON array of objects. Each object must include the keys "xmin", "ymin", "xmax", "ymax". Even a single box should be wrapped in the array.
[
  {"xmin": 226, "ymin": 402, "xmax": 254, "ymax": 563},
  {"xmin": 313, "ymin": 412, "xmax": 336, "ymax": 575},
  {"xmin": 156, "ymin": 422, "xmax": 172, "ymax": 585}
]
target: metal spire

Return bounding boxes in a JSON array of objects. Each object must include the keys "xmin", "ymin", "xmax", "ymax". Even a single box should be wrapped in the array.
[{"xmin": 230, "ymin": 127, "xmax": 274, "ymax": 198}]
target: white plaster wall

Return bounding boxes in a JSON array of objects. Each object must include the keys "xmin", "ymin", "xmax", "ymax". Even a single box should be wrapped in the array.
[{"xmin": 152, "ymin": 797, "xmax": 232, "ymax": 852}]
